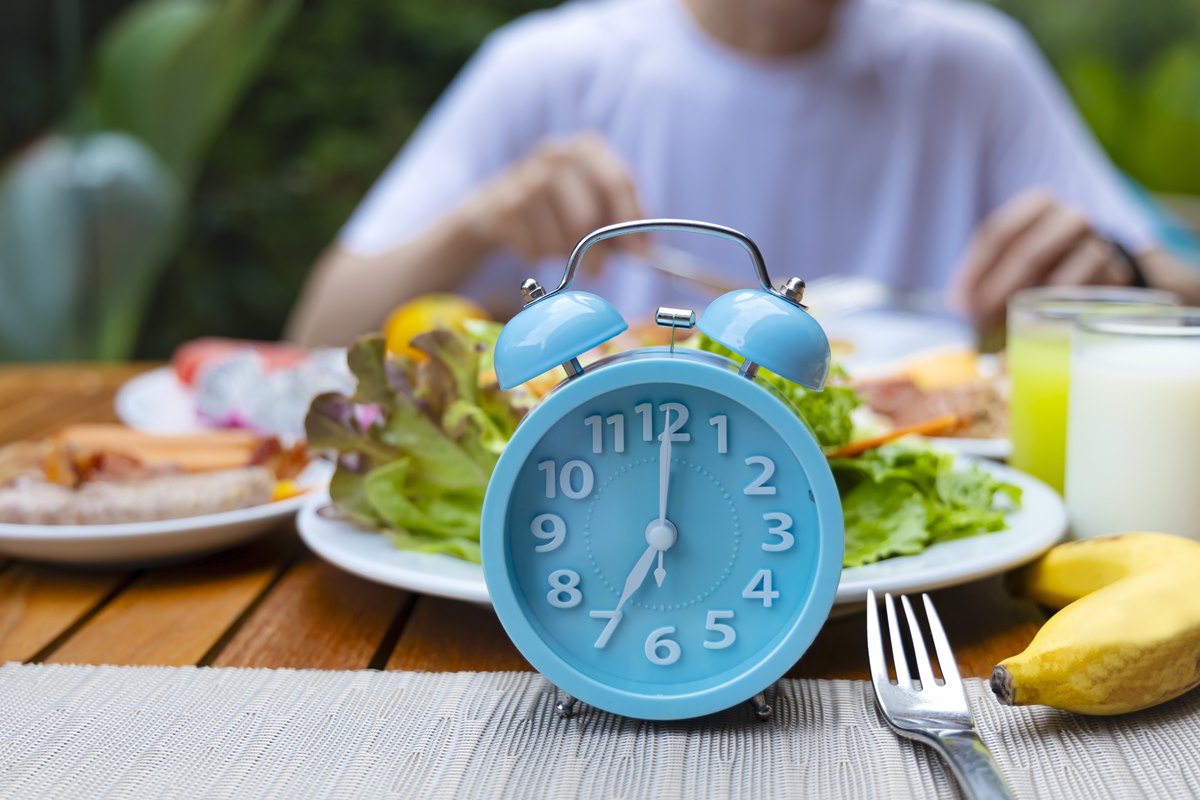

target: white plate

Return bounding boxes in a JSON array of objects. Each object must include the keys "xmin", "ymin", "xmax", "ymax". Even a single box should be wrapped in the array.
[
  {"xmin": 116, "ymin": 358, "xmax": 352, "ymax": 441},
  {"xmin": 114, "ymin": 367, "xmax": 211, "ymax": 435},
  {"xmin": 298, "ymin": 459, "xmax": 1064, "ymax": 607},
  {"xmin": 0, "ymin": 461, "xmax": 332, "ymax": 566},
  {"xmin": 926, "ymin": 435, "xmax": 1011, "ymax": 460}
]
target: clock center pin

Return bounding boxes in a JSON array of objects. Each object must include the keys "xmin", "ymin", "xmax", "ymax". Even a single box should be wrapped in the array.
[{"xmin": 645, "ymin": 519, "xmax": 678, "ymax": 551}]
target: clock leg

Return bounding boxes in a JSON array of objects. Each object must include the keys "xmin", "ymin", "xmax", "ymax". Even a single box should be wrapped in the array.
[
  {"xmin": 749, "ymin": 691, "xmax": 773, "ymax": 721},
  {"xmin": 555, "ymin": 693, "xmax": 579, "ymax": 719}
]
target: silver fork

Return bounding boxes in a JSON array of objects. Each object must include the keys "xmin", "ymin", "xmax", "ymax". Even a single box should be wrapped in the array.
[{"xmin": 866, "ymin": 590, "xmax": 1012, "ymax": 800}]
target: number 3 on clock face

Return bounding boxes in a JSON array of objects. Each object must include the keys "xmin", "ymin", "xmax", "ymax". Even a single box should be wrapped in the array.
[{"xmin": 482, "ymin": 356, "xmax": 843, "ymax": 721}]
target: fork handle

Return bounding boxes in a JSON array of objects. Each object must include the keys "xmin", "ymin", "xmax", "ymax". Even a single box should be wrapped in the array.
[{"xmin": 932, "ymin": 730, "xmax": 1012, "ymax": 800}]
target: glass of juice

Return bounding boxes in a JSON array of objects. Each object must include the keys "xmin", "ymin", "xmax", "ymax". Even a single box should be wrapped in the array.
[
  {"xmin": 1007, "ymin": 286, "xmax": 1179, "ymax": 492},
  {"xmin": 1066, "ymin": 309, "xmax": 1200, "ymax": 540}
]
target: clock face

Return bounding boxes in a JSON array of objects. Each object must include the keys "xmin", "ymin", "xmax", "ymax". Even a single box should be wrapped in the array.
[{"xmin": 484, "ymin": 355, "xmax": 842, "ymax": 719}]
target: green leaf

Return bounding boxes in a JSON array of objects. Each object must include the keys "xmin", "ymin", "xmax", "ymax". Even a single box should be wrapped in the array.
[
  {"xmin": 345, "ymin": 336, "xmax": 396, "ymax": 406},
  {"xmin": 388, "ymin": 530, "xmax": 482, "ymax": 563},
  {"xmin": 90, "ymin": 0, "xmax": 300, "ymax": 188},
  {"xmin": 310, "ymin": 329, "xmax": 527, "ymax": 559},
  {"xmin": 305, "ymin": 390, "xmax": 400, "ymax": 468},
  {"xmin": 841, "ymin": 479, "xmax": 930, "ymax": 567},
  {"xmin": 686, "ymin": 334, "xmax": 860, "ymax": 448},
  {"xmin": 833, "ymin": 441, "xmax": 1022, "ymax": 565},
  {"xmin": 328, "ymin": 461, "xmax": 381, "ymax": 528},
  {"xmin": 364, "ymin": 459, "xmax": 481, "ymax": 540}
]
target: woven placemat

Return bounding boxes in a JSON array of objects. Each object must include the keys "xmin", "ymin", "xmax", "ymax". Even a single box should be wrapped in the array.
[{"xmin": 0, "ymin": 664, "xmax": 1196, "ymax": 799}]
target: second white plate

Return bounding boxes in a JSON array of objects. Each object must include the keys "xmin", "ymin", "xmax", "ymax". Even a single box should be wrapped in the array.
[
  {"xmin": 0, "ymin": 461, "xmax": 333, "ymax": 566},
  {"xmin": 298, "ymin": 459, "xmax": 1064, "ymax": 606},
  {"xmin": 114, "ymin": 367, "xmax": 211, "ymax": 435}
]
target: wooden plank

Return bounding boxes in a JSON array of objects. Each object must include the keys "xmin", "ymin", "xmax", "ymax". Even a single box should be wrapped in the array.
[
  {"xmin": 0, "ymin": 392, "xmax": 117, "ymax": 445},
  {"xmin": 790, "ymin": 576, "xmax": 1047, "ymax": 681},
  {"xmin": 44, "ymin": 531, "xmax": 295, "ymax": 666},
  {"xmin": 211, "ymin": 555, "xmax": 411, "ymax": 670},
  {"xmin": 0, "ymin": 364, "xmax": 154, "ymax": 445},
  {"xmin": 0, "ymin": 564, "xmax": 130, "ymax": 662},
  {"xmin": 386, "ymin": 596, "xmax": 531, "ymax": 672},
  {"xmin": 0, "ymin": 363, "xmax": 154, "ymax": 396}
]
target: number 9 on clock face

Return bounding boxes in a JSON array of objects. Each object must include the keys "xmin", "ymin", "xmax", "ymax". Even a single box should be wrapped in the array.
[{"xmin": 482, "ymin": 355, "xmax": 843, "ymax": 720}]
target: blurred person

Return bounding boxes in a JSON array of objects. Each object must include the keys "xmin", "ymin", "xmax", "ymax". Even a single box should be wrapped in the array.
[{"xmin": 287, "ymin": 0, "xmax": 1200, "ymax": 346}]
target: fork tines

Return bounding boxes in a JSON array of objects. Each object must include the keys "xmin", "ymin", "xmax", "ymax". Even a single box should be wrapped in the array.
[{"xmin": 866, "ymin": 589, "xmax": 962, "ymax": 692}]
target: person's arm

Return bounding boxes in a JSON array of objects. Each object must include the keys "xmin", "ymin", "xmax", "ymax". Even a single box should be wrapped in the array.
[
  {"xmin": 287, "ymin": 134, "xmax": 644, "ymax": 346},
  {"xmin": 286, "ymin": 201, "xmax": 493, "ymax": 347},
  {"xmin": 1136, "ymin": 249, "xmax": 1200, "ymax": 303},
  {"xmin": 944, "ymin": 11, "xmax": 1194, "ymax": 328},
  {"xmin": 949, "ymin": 190, "xmax": 1200, "ymax": 329}
]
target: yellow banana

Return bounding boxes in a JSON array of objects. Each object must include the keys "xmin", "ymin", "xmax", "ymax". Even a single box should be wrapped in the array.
[
  {"xmin": 993, "ymin": 532, "xmax": 1200, "ymax": 715},
  {"xmin": 1012, "ymin": 531, "xmax": 1200, "ymax": 609}
]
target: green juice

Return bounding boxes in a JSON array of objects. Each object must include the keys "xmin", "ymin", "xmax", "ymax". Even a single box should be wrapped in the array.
[{"xmin": 1007, "ymin": 332, "xmax": 1072, "ymax": 493}]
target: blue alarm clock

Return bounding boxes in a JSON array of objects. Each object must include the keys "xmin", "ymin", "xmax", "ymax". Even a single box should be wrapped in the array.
[{"xmin": 481, "ymin": 219, "xmax": 844, "ymax": 721}]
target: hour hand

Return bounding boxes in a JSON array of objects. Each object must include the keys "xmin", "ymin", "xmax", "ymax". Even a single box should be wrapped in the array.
[{"xmin": 617, "ymin": 545, "xmax": 658, "ymax": 612}]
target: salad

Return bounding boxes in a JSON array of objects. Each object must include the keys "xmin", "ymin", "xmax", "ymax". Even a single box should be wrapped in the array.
[{"xmin": 307, "ymin": 326, "xmax": 1020, "ymax": 568}]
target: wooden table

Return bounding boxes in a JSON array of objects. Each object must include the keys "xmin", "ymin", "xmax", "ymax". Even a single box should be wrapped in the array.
[{"xmin": 0, "ymin": 364, "xmax": 1049, "ymax": 681}]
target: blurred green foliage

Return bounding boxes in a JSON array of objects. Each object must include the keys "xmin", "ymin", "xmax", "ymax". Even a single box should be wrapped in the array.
[
  {"xmin": 992, "ymin": 0, "xmax": 1200, "ymax": 194},
  {"xmin": 136, "ymin": 0, "xmax": 555, "ymax": 356},
  {"xmin": 0, "ymin": 0, "xmax": 297, "ymax": 361},
  {"xmin": 2, "ymin": 0, "xmax": 1197, "ymax": 357}
]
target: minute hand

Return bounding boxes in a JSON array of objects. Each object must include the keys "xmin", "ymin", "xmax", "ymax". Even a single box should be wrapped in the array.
[
  {"xmin": 658, "ymin": 409, "xmax": 672, "ymax": 522},
  {"xmin": 654, "ymin": 408, "xmax": 673, "ymax": 587}
]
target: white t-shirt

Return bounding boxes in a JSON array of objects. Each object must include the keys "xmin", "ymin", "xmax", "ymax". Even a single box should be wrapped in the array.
[{"xmin": 341, "ymin": 0, "xmax": 1155, "ymax": 321}]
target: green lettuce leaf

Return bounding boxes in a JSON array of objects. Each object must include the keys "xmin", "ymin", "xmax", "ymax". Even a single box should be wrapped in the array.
[
  {"xmin": 840, "ymin": 479, "xmax": 931, "ymax": 567},
  {"xmin": 831, "ymin": 439, "xmax": 1022, "ymax": 566},
  {"xmin": 388, "ymin": 530, "xmax": 481, "ymax": 563},
  {"xmin": 687, "ymin": 334, "xmax": 859, "ymax": 448},
  {"xmin": 364, "ymin": 459, "xmax": 481, "ymax": 540},
  {"xmin": 305, "ymin": 326, "xmax": 526, "ymax": 562}
]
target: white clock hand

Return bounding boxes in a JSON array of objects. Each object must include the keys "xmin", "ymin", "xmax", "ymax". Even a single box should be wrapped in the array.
[
  {"xmin": 655, "ymin": 407, "xmax": 673, "ymax": 586},
  {"xmin": 590, "ymin": 546, "xmax": 657, "ymax": 650},
  {"xmin": 592, "ymin": 524, "xmax": 679, "ymax": 649},
  {"xmin": 658, "ymin": 408, "xmax": 672, "ymax": 523},
  {"xmin": 616, "ymin": 545, "xmax": 658, "ymax": 612}
]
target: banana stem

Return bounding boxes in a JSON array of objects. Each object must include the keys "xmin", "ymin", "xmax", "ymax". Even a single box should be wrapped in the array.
[{"xmin": 990, "ymin": 665, "xmax": 1015, "ymax": 706}]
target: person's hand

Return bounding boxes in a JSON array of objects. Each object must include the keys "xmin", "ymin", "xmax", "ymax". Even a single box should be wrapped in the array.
[
  {"xmin": 466, "ymin": 133, "xmax": 645, "ymax": 263},
  {"xmin": 948, "ymin": 189, "xmax": 1135, "ymax": 330}
]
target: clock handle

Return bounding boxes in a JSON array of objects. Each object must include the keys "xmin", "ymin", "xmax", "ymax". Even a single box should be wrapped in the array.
[{"xmin": 551, "ymin": 219, "xmax": 781, "ymax": 299}]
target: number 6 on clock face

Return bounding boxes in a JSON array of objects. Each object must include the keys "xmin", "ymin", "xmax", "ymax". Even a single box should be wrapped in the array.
[{"xmin": 483, "ymin": 353, "xmax": 843, "ymax": 721}]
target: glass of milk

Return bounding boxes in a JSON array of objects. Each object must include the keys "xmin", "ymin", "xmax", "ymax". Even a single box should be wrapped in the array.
[
  {"xmin": 1065, "ymin": 309, "xmax": 1200, "ymax": 540},
  {"xmin": 1007, "ymin": 287, "xmax": 1179, "ymax": 493}
]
